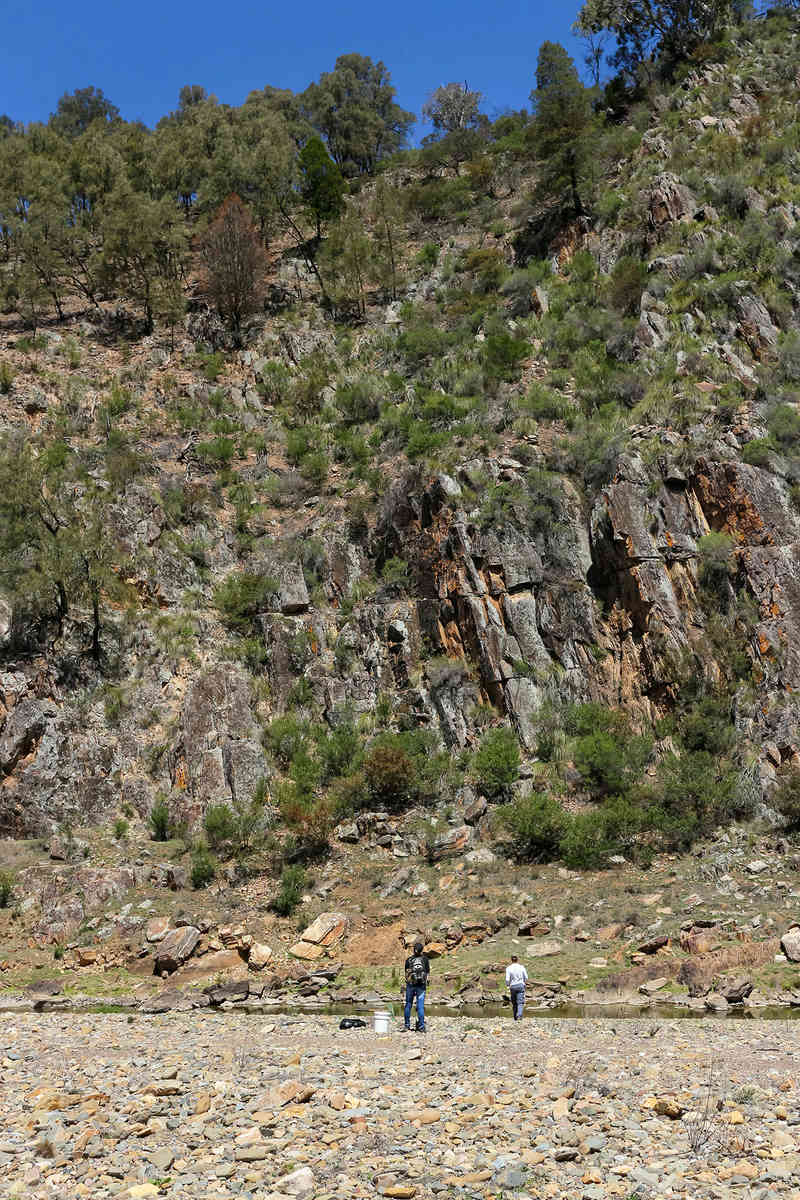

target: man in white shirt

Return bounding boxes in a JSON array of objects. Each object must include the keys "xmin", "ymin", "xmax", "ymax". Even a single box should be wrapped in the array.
[{"xmin": 505, "ymin": 954, "xmax": 528, "ymax": 1021}]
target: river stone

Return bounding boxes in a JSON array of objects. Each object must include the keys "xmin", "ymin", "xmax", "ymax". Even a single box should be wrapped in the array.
[{"xmin": 526, "ymin": 941, "xmax": 562, "ymax": 958}]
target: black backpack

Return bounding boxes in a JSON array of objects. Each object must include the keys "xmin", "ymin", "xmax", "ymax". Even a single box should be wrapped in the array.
[{"xmin": 407, "ymin": 954, "xmax": 427, "ymax": 987}]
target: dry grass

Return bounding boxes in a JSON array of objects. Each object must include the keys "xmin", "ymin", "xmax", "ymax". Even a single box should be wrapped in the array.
[{"xmin": 676, "ymin": 938, "xmax": 779, "ymax": 994}]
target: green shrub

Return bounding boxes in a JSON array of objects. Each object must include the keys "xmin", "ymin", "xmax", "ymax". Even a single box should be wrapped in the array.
[
  {"xmin": 336, "ymin": 375, "xmax": 382, "ymax": 424},
  {"xmin": 258, "ymin": 360, "xmax": 291, "ymax": 405},
  {"xmin": 0, "ymin": 869, "xmax": 15, "ymax": 907},
  {"xmin": 559, "ymin": 795, "xmax": 645, "ymax": 869},
  {"xmin": 213, "ymin": 571, "xmax": 277, "ymax": 631},
  {"xmin": 768, "ymin": 403, "xmax": 800, "ymax": 448},
  {"xmin": 203, "ymin": 803, "xmax": 238, "ymax": 850},
  {"xmin": 473, "ymin": 727, "xmax": 521, "ymax": 800},
  {"xmin": 149, "ymin": 798, "xmax": 171, "ymax": 842},
  {"xmin": 199, "ymin": 351, "xmax": 225, "ymax": 382},
  {"xmin": 741, "ymin": 438, "xmax": 774, "ymax": 467},
  {"xmin": 648, "ymin": 750, "xmax": 738, "ymax": 847},
  {"xmin": 298, "ymin": 449, "xmax": 329, "ymax": 486},
  {"xmin": 105, "ymin": 430, "xmax": 146, "ymax": 488},
  {"xmin": 288, "ymin": 350, "xmax": 332, "ymax": 422},
  {"xmin": 573, "ymin": 727, "xmax": 652, "ymax": 798},
  {"xmin": 103, "ymin": 380, "xmax": 131, "ymax": 419},
  {"xmin": 191, "ymin": 845, "xmax": 217, "ymax": 889},
  {"xmin": 778, "ymin": 332, "xmax": 800, "ymax": 383},
  {"xmin": 772, "ymin": 766, "xmax": 800, "ymax": 833},
  {"xmin": 608, "ymin": 256, "xmax": 647, "ymax": 316},
  {"xmin": 501, "ymin": 792, "xmax": 566, "ymax": 860},
  {"xmin": 416, "ymin": 243, "xmax": 439, "ymax": 270},
  {"xmin": 518, "ymin": 382, "xmax": 571, "ymax": 422},
  {"xmin": 407, "ymin": 177, "xmax": 473, "ymax": 222},
  {"xmin": 272, "ymin": 864, "xmax": 306, "ymax": 916},
  {"xmin": 104, "ymin": 686, "xmax": 126, "ymax": 725},
  {"xmin": 381, "ymin": 556, "xmax": 409, "ymax": 588},
  {"xmin": 460, "ymin": 246, "xmax": 507, "ymax": 292},
  {"xmin": 482, "ymin": 327, "xmax": 528, "ymax": 384},
  {"xmin": 113, "ymin": 818, "xmax": 129, "ymax": 841},
  {"xmin": 558, "ymin": 809, "xmax": 612, "ymax": 870},
  {"xmin": 364, "ymin": 743, "xmax": 415, "ymax": 808},
  {"xmin": 195, "ymin": 436, "xmax": 235, "ymax": 470},
  {"xmin": 696, "ymin": 531, "xmax": 735, "ymax": 600},
  {"xmin": 328, "ymin": 770, "xmax": 369, "ymax": 816},
  {"xmin": 0, "ymin": 361, "xmax": 14, "ymax": 394},
  {"xmin": 679, "ymin": 698, "xmax": 735, "ymax": 755},
  {"xmin": 317, "ymin": 722, "xmax": 362, "ymax": 784},
  {"xmin": 395, "ymin": 322, "xmax": 452, "ymax": 368},
  {"xmin": 264, "ymin": 714, "xmax": 310, "ymax": 766}
]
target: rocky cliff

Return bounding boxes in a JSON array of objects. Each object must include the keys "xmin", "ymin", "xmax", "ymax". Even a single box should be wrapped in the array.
[{"xmin": 1, "ymin": 9, "xmax": 800, "ymax": 869}]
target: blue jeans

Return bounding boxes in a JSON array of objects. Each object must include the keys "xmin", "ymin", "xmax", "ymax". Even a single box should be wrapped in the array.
[
  {"xmin": 510, "ymin": 985, "xmax": 525, "ymax": 1020},
  {"xmin": 404, "ymin": 984, "xmax": 426, "ymax": 1030}
]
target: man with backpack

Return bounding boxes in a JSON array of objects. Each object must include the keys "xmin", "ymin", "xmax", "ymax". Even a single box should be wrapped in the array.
[{"xmin": 403, "ymin": 941, "xmax": 430, "ymax": 1032}]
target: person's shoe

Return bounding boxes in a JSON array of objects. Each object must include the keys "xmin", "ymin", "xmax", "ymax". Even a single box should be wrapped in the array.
[
  {"xmin": 402, "ymin": 1026, "xmax": 411, "ymax": 1032},
  {"xmin": 418, "ymin": 1027, "xmax": 426, "ymax": 1033}
]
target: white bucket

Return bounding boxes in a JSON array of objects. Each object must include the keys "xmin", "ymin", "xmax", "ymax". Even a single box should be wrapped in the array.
[{"xmin": 373, "ymin": 1009, "xmax": 391, "ymax": 1034}]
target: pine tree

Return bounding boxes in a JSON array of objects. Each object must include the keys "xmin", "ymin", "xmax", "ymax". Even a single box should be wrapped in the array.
[
  {"xmin": 298, "ymin": 136, "xmax": 346, "ymax": 239},
  {"xmin": 530, "ymin": 42, "xmax": 594, "ymax": 217}
]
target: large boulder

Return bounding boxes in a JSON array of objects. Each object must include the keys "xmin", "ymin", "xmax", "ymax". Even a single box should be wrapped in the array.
[
  {"xmin": 248, "ymin": 942, "xmax": 273, "ymax": 971},
  {"xmin": 153, "ymin": 926, "xmax": 200, "ymax": 975},
  {"xmin": 298, "ymin": 912, "xmax": 349, "ymax": 947},
  {"xmin": 204, "ymin": 979, "xmax": 250, "ymax": 1005},
  {"xmin": 781, "ymin": 927, "xmax": 800, "ymax": 963},
  {"xmin": 289, "ymin": 911, "xmax": 349, "ymax": 961},
  {"xmin": 430, "ymin": 825, "xmax": 472, "ymax": 861}
]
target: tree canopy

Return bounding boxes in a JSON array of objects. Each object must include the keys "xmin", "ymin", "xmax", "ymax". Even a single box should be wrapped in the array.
[
  {"xmin": 49, "ymin": 86, "xmax": 121, "ymax": 139},
  {"xmin": 574, "ymin": 0, "xmax": 738, "ymax": 79},
  {"xmin": 301, "ymin": 53, "xmax": 414, "ymax": 175}
]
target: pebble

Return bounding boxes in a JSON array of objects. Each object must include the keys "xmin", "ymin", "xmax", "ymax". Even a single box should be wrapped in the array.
[{"xmin": 0, "ymin": 1012, "xmax": 797, "ymax": 1199}]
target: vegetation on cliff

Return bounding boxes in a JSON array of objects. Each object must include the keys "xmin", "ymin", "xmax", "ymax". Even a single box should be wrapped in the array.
[{"xmin": 1, "ymin": 3, "xmax": 800, "ymax": 883}]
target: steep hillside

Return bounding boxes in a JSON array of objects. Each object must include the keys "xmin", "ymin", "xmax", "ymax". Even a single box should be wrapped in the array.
[{"xmin": 1, "ymin": 8, "xmax": 800, "ymax": 1002}]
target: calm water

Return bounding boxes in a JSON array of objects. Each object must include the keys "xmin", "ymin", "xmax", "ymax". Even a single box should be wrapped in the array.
[{"xmin": 9, "ymin": 999, "xmax": 800, "ymax": 1021}]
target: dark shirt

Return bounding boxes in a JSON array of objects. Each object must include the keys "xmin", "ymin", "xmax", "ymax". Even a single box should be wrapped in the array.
[{"xmin": 404, "ymin": 953, "xmax": 430, "ymax": 986}]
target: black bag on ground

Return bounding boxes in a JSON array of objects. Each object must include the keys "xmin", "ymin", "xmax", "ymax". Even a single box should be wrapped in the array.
[{"xmin": 339, "ymin": 1017, "xmax": 367, "ymax": 1030}]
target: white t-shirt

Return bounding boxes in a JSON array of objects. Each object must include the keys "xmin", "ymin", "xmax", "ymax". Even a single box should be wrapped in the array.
[{"xmin": 506, "ymin": 962, "xmax": 528, "ymax": 987}]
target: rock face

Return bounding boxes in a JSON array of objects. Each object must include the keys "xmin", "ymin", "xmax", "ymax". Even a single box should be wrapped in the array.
[
  {"xmin": 176, "ymin": 665, "xmax": 268, "ymax": 823},
  {"xmin": 645, "ymin": 173, "xmax": 697, "ymax": 230},
  {"xmin": 279, "ymin": 563, "xmax": 311, "ymax": 614},
  {"xmin": 0, "ymin": 699, "xmax": 48, "ymax": 772}
]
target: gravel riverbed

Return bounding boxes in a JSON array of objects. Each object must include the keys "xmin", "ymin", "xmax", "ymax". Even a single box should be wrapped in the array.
[{"xmin": 1, "ymin": 1012, "xmax": 799, "ymax": 1199}]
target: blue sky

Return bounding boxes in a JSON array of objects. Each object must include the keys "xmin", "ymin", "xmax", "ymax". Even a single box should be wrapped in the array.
[{"xmin": 3, "ymin": 0, "xmax": 586, "ymax": 132}]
